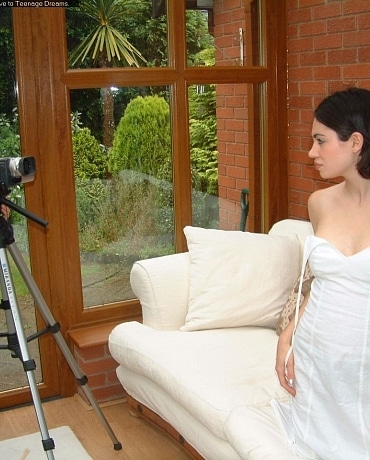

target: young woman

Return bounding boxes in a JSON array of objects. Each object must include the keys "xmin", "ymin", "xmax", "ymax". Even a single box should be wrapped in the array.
[{"xmin": 275, "ymin": 87, "xmax": 370, "ymax": 459}]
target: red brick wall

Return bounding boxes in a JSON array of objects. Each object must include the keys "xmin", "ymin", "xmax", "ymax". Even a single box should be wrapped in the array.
[
  {"xmin": 216, "ymin": 0, "xmax": 370, "ymax": 225},
  {"xmin": 216, "ymin": 83, "xmax": 250, "ymax": 230},
  {"xmin": 74, "ymin": 342, "xmax": 125, "ymax": 403},
  {"xmin": 287, "ymin": 0, "xmax": 370, "ymax": 220}
]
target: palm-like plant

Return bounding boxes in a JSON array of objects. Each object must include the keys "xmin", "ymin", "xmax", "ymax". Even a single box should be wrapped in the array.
[
  {"xmin": 69, "ymin": 0, "xmax": 146, "ymax": 68},
  {"xmin": 68, "ymin": 0, "xmax": 147, "ymax": 146}
]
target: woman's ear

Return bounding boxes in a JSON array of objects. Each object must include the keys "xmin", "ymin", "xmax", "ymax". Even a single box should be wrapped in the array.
[{"xmin": 351, "ymin": 132, "xmax": 364, "ymax": 152}]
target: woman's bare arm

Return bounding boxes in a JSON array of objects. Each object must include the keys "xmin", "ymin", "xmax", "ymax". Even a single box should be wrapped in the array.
[{"xmin": 275, "ymin": 295, "xmax": 309, "ymax": 396}]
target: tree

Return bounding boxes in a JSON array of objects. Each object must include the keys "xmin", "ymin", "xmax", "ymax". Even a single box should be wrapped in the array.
[
  {"xmin": 0, "ymin": 8, "xmax": 17, "ymax": 120},
  {"xmin": 68, "ymin": 0, "xmax": 147, "ymax": 147}
]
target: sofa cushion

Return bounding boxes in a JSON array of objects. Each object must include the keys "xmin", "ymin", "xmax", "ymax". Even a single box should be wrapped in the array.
[
  {"xmin": 109, "ymin": 321, "xmax": 289, "ymax": 441},
  {"xmin": 224, "ymin": 405, "xmax": 301, "ymax": 460},
  {"xmin": 117, "ymin": 367, "xmax": 241, "ymax": 460},
  {"xmin": 181, "ymin": 226, "xmax": 300, "ymax": 331}
]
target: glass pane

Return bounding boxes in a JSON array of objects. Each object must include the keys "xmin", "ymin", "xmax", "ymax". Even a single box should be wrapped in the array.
[
  {"xmin": 66, "ymin": 1, "xmax": 169, "ymax": 69},
  {"xmin": 70, "ymin": 87, "xmax": 175, "ymax": 308},
  {"xmin": 190, "ymin": 82, "xmax": 260, "ymax": 231},
  {"xmin": 186, "ymin": 8, "xmax": 215, "ymax": 67},
  {"xmin": 0, "ymin": 8, "xmax": 42, "ymax": 391},
  {"xmin": 0, "ymin": 216, "xmax": 42, "ymax": 391},
  {"xmin": 186, "ymin": 0, "xmax": 262, "ymax": 67}
]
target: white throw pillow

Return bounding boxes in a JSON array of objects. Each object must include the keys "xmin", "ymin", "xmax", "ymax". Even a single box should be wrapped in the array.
[{"xmin": 181, "ymin": 226, "xmax": 300, "ymax": 331}]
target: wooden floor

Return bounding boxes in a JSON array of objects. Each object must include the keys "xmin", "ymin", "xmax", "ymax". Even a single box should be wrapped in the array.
[{"xmin": 0, "ymin": 395, "xmax": 192, "ymax": 460}]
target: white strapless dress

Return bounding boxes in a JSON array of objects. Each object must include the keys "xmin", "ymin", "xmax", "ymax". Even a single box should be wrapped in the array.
[{"xmin": 273, "ymin": 235, "xmax": 370, "ymax": 459}]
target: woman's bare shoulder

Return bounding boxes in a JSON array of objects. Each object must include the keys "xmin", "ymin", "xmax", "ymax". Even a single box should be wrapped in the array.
[
  {"xmin": 309, "ymin": 184, "xmax": 342, "ymax": 206},
  {"xmin": 308, "ymin": 184, "xmax": 342, "ymax": 229}
]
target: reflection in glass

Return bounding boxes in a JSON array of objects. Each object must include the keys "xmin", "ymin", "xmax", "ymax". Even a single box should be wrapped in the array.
[{"xmin": 70, "ymin": 87, "xmax": 174, "ymax": 308}]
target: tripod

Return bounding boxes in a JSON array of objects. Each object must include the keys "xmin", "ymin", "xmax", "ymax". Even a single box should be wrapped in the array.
[{"xmin": 0, "ymin": 196, "xmax": 122, "ymax": 459}]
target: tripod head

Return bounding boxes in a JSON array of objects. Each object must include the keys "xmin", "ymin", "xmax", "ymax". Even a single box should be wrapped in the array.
[{"xmin": 0, "ymin": 155, "xmax": 47, "ymax": 245}]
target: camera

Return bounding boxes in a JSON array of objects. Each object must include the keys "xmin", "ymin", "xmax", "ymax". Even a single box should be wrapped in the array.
[{"xmin": 0, "ymin": 157, "xmax": 36, "ymax": 191}]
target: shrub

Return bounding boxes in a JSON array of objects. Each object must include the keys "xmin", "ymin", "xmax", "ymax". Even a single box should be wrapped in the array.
[
  {"xmin": 109, "ymin": 95, "xmax": 171, "ymax": 181},
  {"xmin": 72, "ymin": 127, "xmax": 108, "ymax": 179},
  {"xmin": 75, "ymin": 177, "xmax": 107, "ymax": 231},
  {"xmin": 0, "ymin": 113, "xmax": 25, "ymax": 224},
  {"xmin": 191, "ymin": 147, "xmax": 218, "ymax": 195},
  {"xmin": 77, "ymin": 177, "xmax": 159, "ymax": 254},
  {"xmin": 189, "ymin": 84, "xmax": 218, "ymax": 196},
  {"xmin": 0, "ymin": 112, "xmax": 20, "ymax": 158}
]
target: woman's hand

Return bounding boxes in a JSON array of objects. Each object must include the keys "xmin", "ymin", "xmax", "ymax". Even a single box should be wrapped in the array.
[
  {"xmin": 0, "ymin": 205, "xmax": 10, "ymax": 220},
  {"xmin": 276, "ymin": 333, "xmax": 296, "ymax": 396}
]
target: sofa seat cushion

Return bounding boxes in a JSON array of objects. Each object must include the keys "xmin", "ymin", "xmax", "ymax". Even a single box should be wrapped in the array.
[
  {"xmin": 224, "ymin": 405, "xmax": 301, "ymax": 460},
  {"xmin": 118, "ymin": 366, "xmax": 242, "ymax": 460},
  {"xmin": 109, "ymin": 321, "xmax": 289, "ymax": 440}
]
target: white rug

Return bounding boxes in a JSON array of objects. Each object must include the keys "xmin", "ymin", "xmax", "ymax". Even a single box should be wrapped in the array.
[{"xmin": 0, "ymin": 426, "xmax": 93, "ymax": 459}]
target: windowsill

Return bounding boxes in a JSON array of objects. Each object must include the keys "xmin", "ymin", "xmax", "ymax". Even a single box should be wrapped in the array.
[{"xmin": 67, "ymin": 321, "xmax": 123, "ymax": 349}]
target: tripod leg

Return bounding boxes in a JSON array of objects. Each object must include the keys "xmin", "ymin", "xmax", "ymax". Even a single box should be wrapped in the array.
[
  {"xmin": 8, "ymin": 242, "xmax": 123, "ymax": 451},
  {"xmin": 0, "ymin": 247, "xmax": 55, "ymax": 459}
]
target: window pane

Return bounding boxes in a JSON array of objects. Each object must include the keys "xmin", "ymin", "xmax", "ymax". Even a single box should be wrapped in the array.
[
  {"xmin": 190, "ymin": 82, "xmax": 260, "ymax": 231},
  {"xmin": 70, "ymin": 87, "xmax": 174, "ymax": 308},
  {"xmin": 66, "ymin": 1, "xmax": 169, "ymax": 69},
  {"xmin": 186, "ymin": 0, "xmax": 262, "ymax": 67},
  {"xmin": 0, "ymin": 217, "xmax": 42, "ymax": 391},
  {"xmin": 0, "ymin": 7, "xmax": 42, "ymax": 392},
  {"xmin": 186, "ymin": 8, "xmax": 215, "ymax": 66}
]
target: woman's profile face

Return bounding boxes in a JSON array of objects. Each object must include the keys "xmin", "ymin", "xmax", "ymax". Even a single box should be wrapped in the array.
[{"xmin": 308, "ymin": 118, "xmax": 359, "ymax": 179}]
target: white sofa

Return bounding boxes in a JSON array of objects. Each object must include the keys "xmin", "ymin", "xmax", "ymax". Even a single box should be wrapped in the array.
[{"xmin": 109, "ymin": 219, "xmax": 313, "ymax": 459}]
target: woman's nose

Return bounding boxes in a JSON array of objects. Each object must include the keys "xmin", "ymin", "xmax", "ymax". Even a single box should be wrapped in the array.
[{"xmin": 308, "ymin": 142, "xmax": 317, "ymax": 158}]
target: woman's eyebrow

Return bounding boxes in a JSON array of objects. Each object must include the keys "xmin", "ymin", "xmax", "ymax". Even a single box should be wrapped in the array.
[{"xmin": 312, "ymin": 133, "xmax": 325, "ymax": 138}]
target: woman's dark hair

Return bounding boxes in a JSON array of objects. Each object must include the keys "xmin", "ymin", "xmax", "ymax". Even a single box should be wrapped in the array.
[{"xmin": 314, "ymin": 87, "xmax": 370, "ymax": 178}]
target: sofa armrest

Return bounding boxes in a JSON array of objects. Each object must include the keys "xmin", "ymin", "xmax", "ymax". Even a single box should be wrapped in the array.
[
  {"xmin": 130, "ymin": 252, "xmax": 190, "ymax": 330},
  {"xmin": 269, "ymin": 219, "xmax": 313, "ymax": 263}
]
